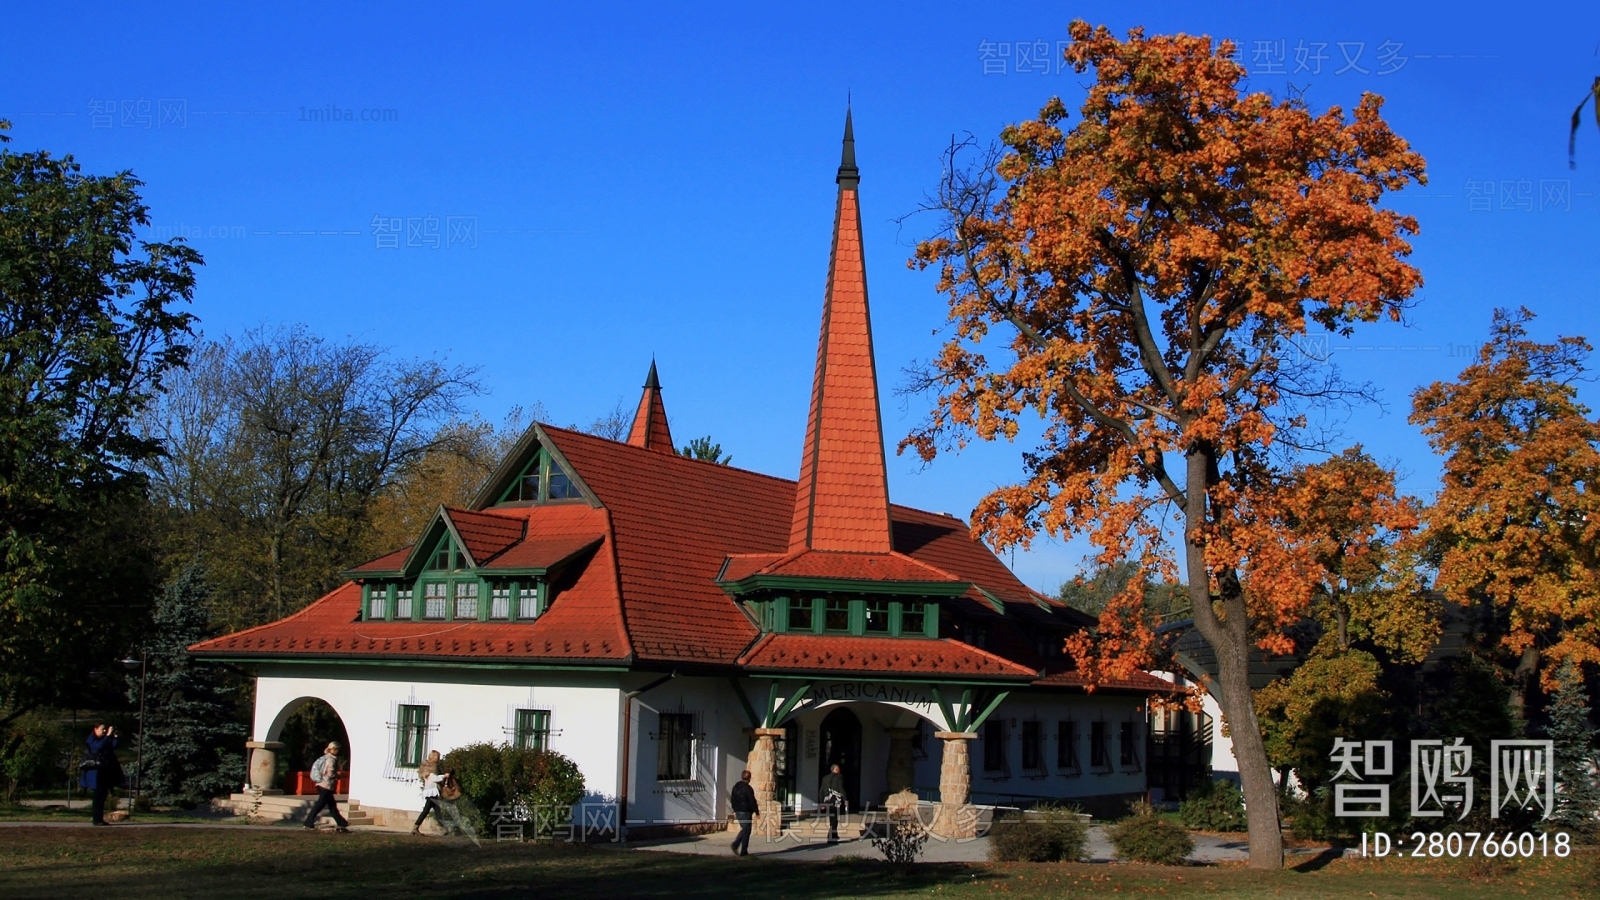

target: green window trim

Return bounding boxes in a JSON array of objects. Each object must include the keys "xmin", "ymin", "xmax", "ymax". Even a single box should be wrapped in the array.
[
  {"xmin": 397, "ymin": 704, "xmax": 429, "ymax": 768},
  {"xmin": 765, "ymin": 597, "xmax": 938, "ymax": 638},
  {"xmin": 514, "ymin": 709, "xmax": 551, "ymax": 751},
  {"xmin": 360, "ymin": 577, "xmax": 545, "ymax": 623},
  {"xmin": 498, "ymin": 448, "xmax": 585, "ymax": 505}
]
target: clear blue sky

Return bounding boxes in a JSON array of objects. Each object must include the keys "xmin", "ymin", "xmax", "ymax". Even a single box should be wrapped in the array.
[{"xmin": 5, "ymin": 1, "xmax": 1599, "ymax": 592}]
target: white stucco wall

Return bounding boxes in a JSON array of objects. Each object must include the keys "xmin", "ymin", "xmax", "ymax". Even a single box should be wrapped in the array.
[{"xmin": 253, "ymin": 664, "xmax": 624, "ymax": 815}]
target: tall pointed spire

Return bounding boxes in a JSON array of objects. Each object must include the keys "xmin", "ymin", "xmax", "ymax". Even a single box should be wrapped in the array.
[
  {"xmin": 789, "ymin": 107, "xmax": 892, "ymax": 554},
  {"xmin": 627, "ymin": 359, "xmax": 675, "ymax": 453}
]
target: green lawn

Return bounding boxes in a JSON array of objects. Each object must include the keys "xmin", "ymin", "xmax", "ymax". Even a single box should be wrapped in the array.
[{"xmin": 0, "ymin": 826, "xmax": 1594, "ymax": 900}]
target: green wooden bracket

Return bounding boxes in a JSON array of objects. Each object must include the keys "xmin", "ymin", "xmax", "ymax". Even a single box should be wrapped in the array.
[
  {"xmin": 931, "ymin": 687, "xmax": 958, "ymax": 733},
  {"xmin": 966, "ymin": 690, "xmax": 1010, "ymax": 733},
  {"xmin": 729, "ymin": 679, "xmax": 760, "ymax": 730},
  {"xmin": 767, "ymin": 682, "xmax": 813, "ymax": 727}
]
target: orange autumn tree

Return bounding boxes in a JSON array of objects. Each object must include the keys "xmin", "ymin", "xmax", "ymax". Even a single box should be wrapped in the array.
[
  {"xmin": 1411, "ymin": 308, "xmax": 1600, "ymax": 695},
  {"xmin": 1278, "ymin": 447, "xmax": 1431, "ymax": 661},
  {"xmin": 905, "ymin": 22, "xmax": 1425, "ymax": 868}
]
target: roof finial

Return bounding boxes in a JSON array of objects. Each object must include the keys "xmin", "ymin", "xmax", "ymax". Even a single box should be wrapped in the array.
[
  {"xmin": 644, "ymin": 357, "xmax": 660, "ymax": 390},
  {"xmin": 836, "ymin": 101, "xmax": 859, "ymax": 190}
]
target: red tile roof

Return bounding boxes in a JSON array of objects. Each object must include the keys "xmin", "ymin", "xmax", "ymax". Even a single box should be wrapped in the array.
[
  {"xmin": 739, "ymin": 634, "xmax": 1037, "ymax": 679},
  {"xmin": 1033, "ymin": 665, "xmax": 1178, "ymax": 693},
  {"xmin": 788, "ymin": 186, "xmax": 893, "ymax": 555},
  {"xmin": 719, "ymin": 549, "xmax": 961, "ymax": 586},
  {"xmin": 446, "ymin": 508, "xmax": 525, "ymax": 565}
]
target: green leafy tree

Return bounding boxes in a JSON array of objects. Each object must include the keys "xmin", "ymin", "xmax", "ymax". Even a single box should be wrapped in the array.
[
  {"xmin": 127, "ymin": 563, "xmax": 246, "ymax": 806},
  {"xmin": 1546, "ymin": 661, "xmax": 1599, "ymax": 841},
  {"xmin": 1058, "ymin": 561, "xmax": 1187, "ymax": 620},
  {"xmin": 680, "ymin": 435, "xmax": 731, "ymax": 465},
  {"xmin": 140, "ymin": 327, "xmax": 480, "ymax": 629},
  {"xmin": 0, "ymin": 120, "xmax": 199, "ymax": 722}
]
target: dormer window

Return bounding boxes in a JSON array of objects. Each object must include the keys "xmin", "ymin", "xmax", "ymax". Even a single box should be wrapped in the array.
[{"xmin": 426, "ymin": 534, "xmax": 470, "ymax": 571}]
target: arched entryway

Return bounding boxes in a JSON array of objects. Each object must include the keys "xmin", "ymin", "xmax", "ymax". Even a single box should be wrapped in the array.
[
  {"xmin": 263, "ymin": 697, "xmax": 351, "ymax": 795},
  {"xmin": 818, "ymin": 707, "xmax": 862, "ymax": 811}
]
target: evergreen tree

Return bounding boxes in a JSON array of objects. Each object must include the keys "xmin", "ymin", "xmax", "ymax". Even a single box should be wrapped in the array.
[
  {"xmin": 1547, "ymin": 661, "xmax": 1600, "ymax": 841},
  {"xmin": 127, "ymin": 563, "xmax": 245, "ymax": 806}
]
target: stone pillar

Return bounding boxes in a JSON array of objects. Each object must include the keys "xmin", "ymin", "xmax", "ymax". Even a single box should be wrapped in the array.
[
  {"xmin": 245, "ymin": 741, "xmax": 285, "ymax": 794},
  {"xmin": 747, "ymin": 727, "xmax": 786, "ymax": 838},
  {"xmin": 884, "ymin": 727, "xmax": 917, "ymax": 794},
  {"xmin": 929, "ymin": 732, "xmax": 977, "ymax": 839}
]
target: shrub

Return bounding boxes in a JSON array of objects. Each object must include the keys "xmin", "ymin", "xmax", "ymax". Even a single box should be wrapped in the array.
[
  {"xmin": 1, "ymin": 712, "xmax": 70, "ymax": 803},
  {"xmin": 1107, "ymin": 803, "xmax": 1194, "ymax": 865},
  {"xmin": 1179, "ymin": 779, "xmax": 1247, "ymax": 832},
  {"xmin": 989, "ymin": 803, "xmax": 1089, "ymax": 862},
  {"xmin": 870, "ymin": 816, "xmax": 929, "ymax": 864},
  {"xmin": 440, "ymin": 743, "xmax": 586, "ymax": 836}
]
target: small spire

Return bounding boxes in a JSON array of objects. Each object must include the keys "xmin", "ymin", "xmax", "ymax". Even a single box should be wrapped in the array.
[
  {"xmin": 836, "ymin": 104, "xmax": 859, "ymax": 190},
  {"xmin": 627, "ymin": 360, "xmax": 675, "ymax": 453}
]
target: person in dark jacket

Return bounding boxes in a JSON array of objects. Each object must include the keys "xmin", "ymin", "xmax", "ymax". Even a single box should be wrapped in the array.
[
  {"xmin": 819, "ymin": 763, "xmax": 846, "ymax": 843},
  {"xmin": 729, "ymin": 769, "xmax": 758, "ymax": 855},
  {"xmin": 81, "ymin": 724, "xmax": 123, "ymax": 826}
]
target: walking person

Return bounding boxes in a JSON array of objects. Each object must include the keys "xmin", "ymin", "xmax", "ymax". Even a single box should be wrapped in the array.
[
  {"xmin": 80, "ymin": 724, "xmax": 123, "ymax": 826},
  {"xmin": 412, "ymin": 750, "xmax": 447, "ymax": 835},
  {"xmin": 729, "ymin": 769, "xmax": 757, "ymax": 856},
  {"xmin": 820, "ymin": 762, "xmax": 846, "ymax": 843},
  {"xmin": 302, "ymin": 741, "xmax": 349, "ymax": 832}
]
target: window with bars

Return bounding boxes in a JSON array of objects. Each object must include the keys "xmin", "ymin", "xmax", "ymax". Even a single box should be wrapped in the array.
[
  {"xmin": 1119, "ymin": 721, "xmax": 1138, "ymax": 768},
  {"xmin": 1021, "ymin": 720, "xmax": 1044, "ymax": 771},
  {"xmin": 518, "ymin": 584, "xmax": 539, "ymax": 620},
  {"xmin": 656, "ymin": 713, "xmax": 696, "ymax": 781},
  {"xmin": 454, "ymin": 581, "xmax": 479, "ymax": 619},
  {"xmin": 396, "ymin": 587, "xmax": 414, "ymax": 619},
  {"xmin": 396, "ymin": 704, "xmax": 429, "ymax": 768},
  {"xmin": 514, "ymin": 709, "xmax": 551, "ymax": 751},
  {"xmin": 423, "ymin": 582, "xmax": 448, "ymax": 619},
  {"xmin": 490, "ymin": 585, "xmax": 512, "ymax": 620},
  {"xmin": 367, "ymin": 586, "xmax": 386, "ymax": 620},
  {"xmin": 1057, "ymin": 720, "xmax": 1079, "ymax": 771},
  {"xmin": 983, "ymin": 720, "xmax": 1007, "ymax": 773}
]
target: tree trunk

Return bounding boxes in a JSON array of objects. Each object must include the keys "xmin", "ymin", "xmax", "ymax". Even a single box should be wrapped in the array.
[{"xmin": 1183, "ymin": 449, "xmax": 1284, "ymax": 870}]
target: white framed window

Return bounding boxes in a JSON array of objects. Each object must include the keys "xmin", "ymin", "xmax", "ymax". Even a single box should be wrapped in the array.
[
  {"xmin": 518, "ymin": 583, "xmax": 539, "ymax": 620},
  {"xmin": 423, "ymin": 582, "xmax": 448, "ymax": 619}
]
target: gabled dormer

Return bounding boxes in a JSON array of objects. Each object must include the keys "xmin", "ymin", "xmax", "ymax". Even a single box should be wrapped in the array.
[{"xmin": 472, "ymin": 423, "xmax": 601, "ymax": 509}]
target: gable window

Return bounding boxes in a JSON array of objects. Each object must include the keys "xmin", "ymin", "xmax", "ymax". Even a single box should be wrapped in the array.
[
  {"xmin": 983, "ymin": 720, "xmax": 1007, "ymax": 773},
  {"xmin": 514, "ymin": 709, "xmax": 551, "ymax": 751},
  {"xmin": 656, "ymin": 712, "xmax": 696, "ymax": 781},
  {"xmin": 423, "ymin": 582, "xmax": 448, "ymax": 619},
  {"xmin": 396, "ymin": 587, "xmax": 414, "ymax": 619},
  {"xmin": 499, "ymin": 448, "xmax": 584, "ymax": 504},
  {"xmin": 490, "ymin": 585, "xmax": 512, "ymax": 620},
  {"xmin": 1090, "ymin": 721, "xmax": 1109, "ymax": 769},
  {"xmin": 1057, "ymin": 721, "xmax": 1078, "ymax": 771},
  {"xmin": 786, "ymin": 597, "xmax": 815, "ymax": 632},
  {"xmin": 454, "ymin": 581, "xmax": 479, "ymax": 619},
  {"xmin": 823, "ymin": 598, "xmax": 851, "ymax": 632},
  {"xmin": 397, "ymin": 705, "xmax": 429, "ymax": 768},
  {"xmin": 1021, "ymin": 720, "xmax": 1043, "ymax": 771}
]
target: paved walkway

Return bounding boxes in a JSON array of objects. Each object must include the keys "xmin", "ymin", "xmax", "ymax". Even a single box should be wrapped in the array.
[{"xmin": 630, "ymin": 825, "xmax": 1256, "ymax": 863}]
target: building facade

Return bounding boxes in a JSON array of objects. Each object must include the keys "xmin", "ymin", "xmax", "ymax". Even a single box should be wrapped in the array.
[{"xmin": 193, "ymin": 112, "xmax": 1174, "ymax": 835}]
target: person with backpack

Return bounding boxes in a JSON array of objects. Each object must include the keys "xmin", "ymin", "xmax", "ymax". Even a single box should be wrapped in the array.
[
  {"xmin": 80, "ymin": 724, "xmax": 124, "ymax": 826},
  {"xmin": 302, "ymin": 741, "xmax": 349, "ymax": 832},
  {"xmin": 728, "ymin": 769, "xmax": 758, "ymax": 855},
  {"xmin": 412, "ymin": 750, "xmax": 447, "ymax": 835}
]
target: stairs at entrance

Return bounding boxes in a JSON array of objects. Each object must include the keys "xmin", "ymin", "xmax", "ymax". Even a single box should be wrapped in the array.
[{"xmin": 219, "ymin": 791, "xmax": 375, "ymax": 828}]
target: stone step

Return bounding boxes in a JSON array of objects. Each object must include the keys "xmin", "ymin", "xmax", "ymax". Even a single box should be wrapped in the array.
[{"xmin": 220, "ymin": 792, "xmax": 373, "ymax": 826}]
